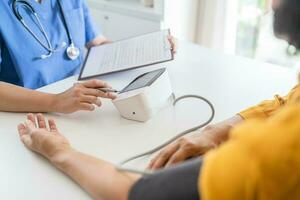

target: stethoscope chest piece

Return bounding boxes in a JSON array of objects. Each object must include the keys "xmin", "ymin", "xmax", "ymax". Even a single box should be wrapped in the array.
[{"xmin": 67, "ymin": 43, "xmax": 80, "ymax": 60}]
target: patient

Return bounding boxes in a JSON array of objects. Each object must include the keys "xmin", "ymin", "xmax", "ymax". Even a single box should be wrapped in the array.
[
  {"xmin": 18, "ymin": 103, "xmax": 300, "ymax": 200},
  {"xmin": 149, "ymin": 0, "xmax": 300, "ymax": 170},
  {"xmin": 17, "ymin": 0, "xmax": 300, "ymax": 199}
]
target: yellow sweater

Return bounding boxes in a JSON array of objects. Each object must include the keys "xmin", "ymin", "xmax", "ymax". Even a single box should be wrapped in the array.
[
  {"xmin": 240, "ymin": 84, "xmax": 300, "ymax": 120},
  {"xmin": 200, "ymin": 105, "xmax": 300, "ymax": 200}
]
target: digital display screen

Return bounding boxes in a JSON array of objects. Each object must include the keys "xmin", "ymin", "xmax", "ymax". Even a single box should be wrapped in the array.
[{"xmin": 120, "ymin": 68, "xmax": 166, "ymax": 93}]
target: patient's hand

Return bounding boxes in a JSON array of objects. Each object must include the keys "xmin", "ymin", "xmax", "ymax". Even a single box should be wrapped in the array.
[
  {"xmin": 148, "ymin": 115, "xmax": 244, "ymax": 170},
  {"xmin": 148, "ymin": 130, "xmax": 217, "ymax": 170},
  {"xmin": 18, "ymin": 113, "xmax": 73, "ymax": 163}
]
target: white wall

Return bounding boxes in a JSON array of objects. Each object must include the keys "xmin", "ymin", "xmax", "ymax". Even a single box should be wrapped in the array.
[
  {"xmin": 87, "ymin": 0, "xmax": 199, "ymax": 43},
  {"xmin": 163, "ymin": 0, "xmax": 199, "ymax": 42},
  {"xmin": 196, "ymin": 0, "xmax": 236, "ymax": 52}
]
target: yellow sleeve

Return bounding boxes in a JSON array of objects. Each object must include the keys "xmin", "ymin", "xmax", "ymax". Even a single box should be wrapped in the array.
[
  {"xmin": 199, "ymin": 143, "xmax": 256, "ymax": 200},
  {"xmin": 239, "ymin": 95, "xmax": 285, "ymax": 120},
  {"xmin": 200, "ymin": 105, "xmax": 300, "ymax": 200},
  {"xmin": 239, "ymin": 84, "xmax": 300, "ymax": 120}
]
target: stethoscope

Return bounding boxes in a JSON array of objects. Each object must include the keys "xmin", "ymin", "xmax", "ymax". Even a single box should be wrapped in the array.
[
  {"xmin": 12, "ymin": 0, "xmax": 80, "ymax": 60},
  {"xmin": 286, "ymin": 44, "xmax": 299, "ymax": 57}
]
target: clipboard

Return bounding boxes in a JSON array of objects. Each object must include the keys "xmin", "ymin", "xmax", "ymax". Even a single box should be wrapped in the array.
[{"xmin": 78, "ymin": 29, "xmax": 174, "ymax": 80}]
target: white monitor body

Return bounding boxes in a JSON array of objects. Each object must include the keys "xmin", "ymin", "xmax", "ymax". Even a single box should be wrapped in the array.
[{"xmin": 112, "ymin": 69, "xmax": 173, "ymax": 122}]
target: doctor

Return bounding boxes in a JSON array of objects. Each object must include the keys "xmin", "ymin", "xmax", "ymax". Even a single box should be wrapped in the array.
[
  {"xmin": 0, "ymin": 0, "xmax": 177, "ymax": 113},
  {"xmin": 0, "ymin": 0, "xmax": 116, "ymax": 113},
  {"xmin": 1, "ymin": 0, "xmax": 107, "ymax": 89}
]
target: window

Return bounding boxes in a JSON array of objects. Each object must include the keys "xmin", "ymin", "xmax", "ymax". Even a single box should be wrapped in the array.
[
  {"xmin": 225, "ymin": 0, "xmax": 300, "ymax": 68},
  {"xmin": 198, "ymin": 0, "xmax": 299, "ymax": 68},
  {"xmin": 235, "ymin": 0, "xmax": 269, "ymax": 58}
]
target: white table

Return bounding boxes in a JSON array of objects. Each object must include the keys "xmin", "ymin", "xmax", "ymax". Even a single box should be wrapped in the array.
[{"xmin": 0, "ymin": 42, "xmax": 298, "ymax": 200}]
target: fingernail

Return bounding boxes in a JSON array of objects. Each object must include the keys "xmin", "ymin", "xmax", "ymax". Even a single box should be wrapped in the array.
[
  {"xmin": 100, "ymin": 81, "xmax": 106, "ymax": 85},
  {"xmin": 100, "ymin": 80, "xmax": 107, "ymax": 85},
  {"xmin": 96, "ymin": 99, "xmax": 102, "ymax": 107},
  {"xmin": 17, "ymin": 124, "xmax": 23, "ymax": 130},
  {"xmin": 110, "ymin": 93, "xmax": 117, "ymax": 99}
]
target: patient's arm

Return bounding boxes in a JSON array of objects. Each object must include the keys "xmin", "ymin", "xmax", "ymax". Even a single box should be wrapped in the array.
[
  {"xmin": 53, "ymin": 149, "xmax": 140, "ymax": 200},
  {"xmin": 18, "ymin": 114, "xmax": 140, "ymax": 200}
]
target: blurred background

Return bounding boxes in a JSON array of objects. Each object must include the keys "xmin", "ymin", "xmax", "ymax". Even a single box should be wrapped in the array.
[{"xmin": 87, "ymin": 0, "xmax": 300, "ymax": 69}]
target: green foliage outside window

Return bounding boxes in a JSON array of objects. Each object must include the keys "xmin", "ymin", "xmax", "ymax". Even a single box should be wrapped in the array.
[{"xmin": 236, "ymin": 0, "xmax": 267, "ymax": 57}]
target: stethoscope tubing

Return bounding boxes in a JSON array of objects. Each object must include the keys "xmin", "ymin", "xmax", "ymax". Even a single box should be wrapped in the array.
[
  {"xmin": 57, "ymin": 0, "xmax": 74, "ymax": 45},
  {"xmin": 12, "ymin": 0, "xmax": 76, "ymax": 58}
]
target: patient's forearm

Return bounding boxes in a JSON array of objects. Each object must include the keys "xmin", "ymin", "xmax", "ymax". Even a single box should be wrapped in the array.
[
  {"xmin": 203, "ymin": 115, "xmax": 244, "ymax": 145},
  {"xmin": 0, "ymin": 82, "xmax": 56, "ymax": 112},
  {"xmin": 52, "ymin": 149, "xmax": 141, "ymax": 200}
]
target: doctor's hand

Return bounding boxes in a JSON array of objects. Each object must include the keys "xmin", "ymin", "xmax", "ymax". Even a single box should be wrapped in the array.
[
  {"xmin": 148, "ymin": 115, "xmax": 244, "ymax": 170},
  {"xmin": 52, "ymin": 80, "xmax": 117, "ymax": 114},
  {"xmin": 168, "ymin": 36, "xmax": 178, "ymax": 54},
  {"xmin": 18, "ymin": 113, "xmax": 73, "ymax": 163}
]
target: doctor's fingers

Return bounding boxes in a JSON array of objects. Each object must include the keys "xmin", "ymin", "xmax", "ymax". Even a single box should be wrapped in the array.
[
  {"xmin": 84, "ymin": 88, "xmax": 117, "ymax": 100},
  {"xmin": 81, "ymin": 79, "xmax": 110, "ymax": 89},
  {"xmin": 98, "ymin": 91, "xmax": 117, "ymax": 99},
  {"xmin": 168, "ymin": 36, "xmax": 178, "ymax": 54},
  {"xmin": 79, "ymin": 103, "xmax": 96, "ymax": 111},
  {"xmin": 80, "ymin": 95, "xmax": 102, "ymax": 107}
]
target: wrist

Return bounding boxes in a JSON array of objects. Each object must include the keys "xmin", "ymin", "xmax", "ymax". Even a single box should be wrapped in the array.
[
  {"xmin": 200, "ymin": 131, "xmax": 219, "ymax": 148},
  {"xmin": 50, "ymin": 147, "xmax": 76, "ymax": 168},
  {"xmin": 202, "ymin": 124, "xmax": 229, "ymax": 146},
  {"xmin": 48, "ymin": 93, "xmax": 61, "ymax": 113}
]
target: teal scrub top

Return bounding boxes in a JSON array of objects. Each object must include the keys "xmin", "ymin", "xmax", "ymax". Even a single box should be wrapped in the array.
[{"xmin": 0, "ymin": 0, "xmax": 100, "ymax": 89}]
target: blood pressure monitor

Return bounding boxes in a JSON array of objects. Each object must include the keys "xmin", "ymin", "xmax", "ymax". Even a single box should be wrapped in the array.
[
  {"xmin": 112, "ymin": 68, "xmax": 215, "ymax": 171},
  {"xmin": 112, "ymin": 68, "xmax": 173, "ymax": 122}
]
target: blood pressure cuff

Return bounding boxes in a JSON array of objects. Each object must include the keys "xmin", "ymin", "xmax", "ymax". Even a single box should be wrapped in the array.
[{"xmin": 128, "ymin": 158, "xmax": 202, "ymax": 200}]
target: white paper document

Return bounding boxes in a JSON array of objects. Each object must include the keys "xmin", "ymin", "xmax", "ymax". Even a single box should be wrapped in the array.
[{"xmin": 79, "ymin": 30, "xmax": 173, "ymax": 80}]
